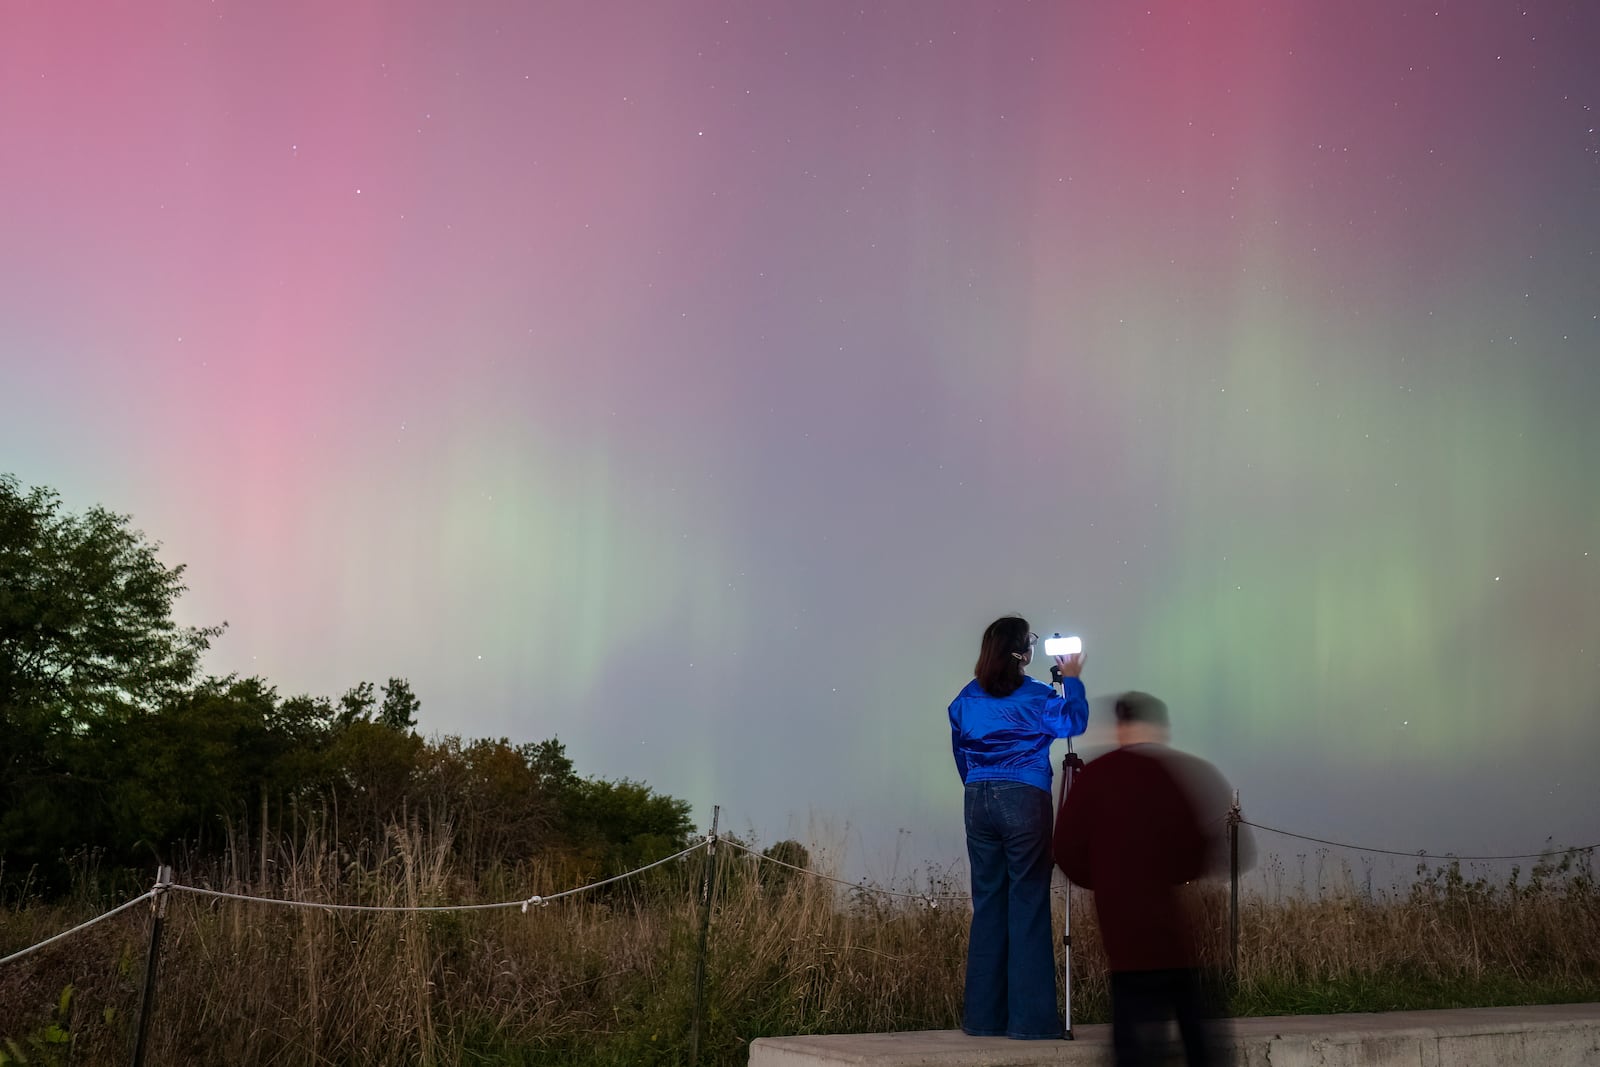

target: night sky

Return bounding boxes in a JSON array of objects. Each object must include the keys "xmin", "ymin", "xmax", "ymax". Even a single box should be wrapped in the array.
[{"xmin": 3, "ymin": 1, "xmax": 1597, "ymax": 880}]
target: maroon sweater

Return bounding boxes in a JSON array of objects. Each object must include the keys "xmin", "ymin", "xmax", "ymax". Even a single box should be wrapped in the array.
[{"xmin": 1053, "ymin": 744, "xmax": 1230, "ymax": 972}]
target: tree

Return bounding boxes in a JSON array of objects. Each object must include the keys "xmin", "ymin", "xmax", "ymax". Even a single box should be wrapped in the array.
[
  {"xmin": 377, "ymin": 677, "xmax": 420, "ymax": 732},
  {"xmin": 0, "ymin": 474, "xmax": 223, "ymax": 875},
  {"xmin": 336, "ymin": 679, "xmax": 419, "ymax": 731},
  {"xmin": 0, "ymin": 476, "xmax": 702, "ymax": 896},
  {"xmin": 524, "ymin": 737, "xmax": 577, "ymax": 793},
  {"xmin": 759, "ymin": 839, "xmax": 812, "ymax": 892},
  {"xmin": 101, "ymin": 675, "xmax": 284, "ymax": 856},
  {"xmin": 412, "ymin": 735, "xmax": 560, "ymax": 868},
  {"xmin": 0, "ymin": 474, "xmax": 222, "ymax": 722},
  {"xmin": 562, "ymin": 777, "xmax": 696, "ymax": 872},
  {"xmin": 324, "ymin": 721, "xmax": 424, "ymax": 843},
  {"xmin": 338, "ymin": 681, "xmax": 376, "ymax": 727}
]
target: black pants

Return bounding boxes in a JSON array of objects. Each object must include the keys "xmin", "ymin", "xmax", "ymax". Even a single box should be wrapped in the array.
[{"xmin": 1109, "ymin": 968, "xmax": 1227, "ymax": 1067}]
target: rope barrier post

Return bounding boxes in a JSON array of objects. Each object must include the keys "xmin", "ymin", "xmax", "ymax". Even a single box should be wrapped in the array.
[
  {"xmin": 130, "ymin": 865, "xmax": 172, "ymax": 1067},
  {"xmin": 689, "ymin": 805, "xmax": 720, "ymax": 1067},
  {"xmin": 1228, "ymin": 790, "xmax": 1241, "ymax": 982}
]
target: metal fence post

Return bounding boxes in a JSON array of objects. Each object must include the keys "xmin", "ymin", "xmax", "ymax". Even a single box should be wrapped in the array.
[
  {"xmin": 1228, "ymin": 790, "xmax": 1240, "ymax": 981},
  {"xmin": 130, "ymin": 865, "xmax": 172, "ymax": 1067},
  {"xmin": 689, "ymin": 805, "xmax": 720, "ymax": 1067}
]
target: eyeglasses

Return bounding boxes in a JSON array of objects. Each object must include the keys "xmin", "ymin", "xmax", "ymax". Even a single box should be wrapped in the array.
[{"xmin": 1025, "ymin": 632, "xmax": 1039, "ymax": 647}]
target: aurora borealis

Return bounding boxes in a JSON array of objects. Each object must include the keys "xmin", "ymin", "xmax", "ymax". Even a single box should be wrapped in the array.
[{"xmin": 2, "ymin": 1, "xmax": 1596, "ymax": 875}]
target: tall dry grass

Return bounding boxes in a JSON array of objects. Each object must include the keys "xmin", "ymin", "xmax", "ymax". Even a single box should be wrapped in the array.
[
  {"xmin": 1229, "ymin": 848, "xmax": 1600, "ymax": 1014},
  {"xmin": 2, "ymin": 824, "xmax": 1595, "ymax": 1066}
]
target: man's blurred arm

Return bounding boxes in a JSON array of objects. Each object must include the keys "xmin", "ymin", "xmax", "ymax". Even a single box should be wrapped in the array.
[{"xmin": 1053, "ymin": 773, "xmax": 1094, "ymax": 888}]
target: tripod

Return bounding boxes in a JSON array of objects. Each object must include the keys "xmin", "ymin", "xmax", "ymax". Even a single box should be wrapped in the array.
[{"xmin": 1052, "ymin": 663, "xmax": 1086, "ymax": 1040}]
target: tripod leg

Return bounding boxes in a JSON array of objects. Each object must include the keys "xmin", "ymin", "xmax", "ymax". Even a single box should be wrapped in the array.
[{"xmin": 1062, "ymin": 885, "xmax": 1073, "ymax": 1038}]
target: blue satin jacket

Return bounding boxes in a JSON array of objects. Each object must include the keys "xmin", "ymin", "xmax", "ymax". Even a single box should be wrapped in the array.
[{"xmin": 949, "ymin": 676, "xmax": 1090, "ymax": 794}]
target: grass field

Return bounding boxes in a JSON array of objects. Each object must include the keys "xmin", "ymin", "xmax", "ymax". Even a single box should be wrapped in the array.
[{"xmin": 2, "ymin": 825, "xmax": 1595, "ymax": 1066}]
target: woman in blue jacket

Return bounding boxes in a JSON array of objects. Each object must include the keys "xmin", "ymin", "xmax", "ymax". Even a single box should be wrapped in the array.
[{"xmin": 949, "ymin": 615, "xmax": 1089, "ymax": 1039}]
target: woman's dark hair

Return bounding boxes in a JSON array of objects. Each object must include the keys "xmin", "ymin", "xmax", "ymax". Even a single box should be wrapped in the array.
[{"xmin": 974, "ymin": 615, "xmax": 1032, "ymax": 697}]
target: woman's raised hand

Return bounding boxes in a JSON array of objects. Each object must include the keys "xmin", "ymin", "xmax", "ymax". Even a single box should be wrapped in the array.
[{"xmin": 1053, "ymin": 652, "xmax": 1086, "ymax": 678}]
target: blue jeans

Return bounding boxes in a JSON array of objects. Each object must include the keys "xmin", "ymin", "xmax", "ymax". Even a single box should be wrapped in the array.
[{"xmin": 962, "ymin": 780, "xmax": 1061, "ymax": 1039}]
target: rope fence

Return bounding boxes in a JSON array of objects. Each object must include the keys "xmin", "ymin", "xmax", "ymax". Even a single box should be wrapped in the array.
[
  {"xmin": 162, "ymin": 837, "xmax": 711, "ymax": 914},
  {"xmin": 0, "ymin": 889, "xmax": 157, "ymax": 967},
  {"xmin": 721, "ymin": 837, "xmax": 968, "ymax": 906},
  {"xmin": 5, "ymin": 818, "xmax": 1595, "ymax": 969},
  {"xmin": 1, "ymin": 810, "xmax": 1594, "ymax": 1063},
  {"xmin": 1238, "ymin": 820, "xmax": 1600, "ymax": 861}
]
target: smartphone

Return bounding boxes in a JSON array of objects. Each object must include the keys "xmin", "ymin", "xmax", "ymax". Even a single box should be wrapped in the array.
[{"xmin": 1043, "ymin": 634, "xmax": 1082, "ymax": 657}]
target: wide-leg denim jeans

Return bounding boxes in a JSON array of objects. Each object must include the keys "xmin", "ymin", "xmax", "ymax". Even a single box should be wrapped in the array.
[{"xmin": 962, "ymin": 779, "xmax": 1061, "ymax": 1039}]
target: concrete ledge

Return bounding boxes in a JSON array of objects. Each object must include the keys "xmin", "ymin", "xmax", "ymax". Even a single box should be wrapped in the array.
[{"xmin": 748, "ymin": 1002, "xmax": 1600, "ymax": 1066}]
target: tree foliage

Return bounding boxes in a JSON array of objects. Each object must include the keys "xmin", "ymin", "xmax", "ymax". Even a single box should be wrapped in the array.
[
  {"xmin": 0, "ymin": 475, "xmax": 697, "ymax": 896},
  {"xmin": 1, "ymin": 475, "xmax": 223, "ymax": 877},
  {"xmin": 0, "ymin": 474, "xmax": 221, "ymax": 721}
]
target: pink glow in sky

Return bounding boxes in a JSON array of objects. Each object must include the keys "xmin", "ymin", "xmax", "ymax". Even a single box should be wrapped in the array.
[{"xmin": 4, "ymin": 1, "xmax": 1597, "ymax": 873}]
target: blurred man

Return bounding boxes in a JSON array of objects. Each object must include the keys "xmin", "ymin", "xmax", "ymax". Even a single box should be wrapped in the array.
[{"xmin": 1054, "ymin": 692, "xmax": 1246, "ymax": 1067}]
